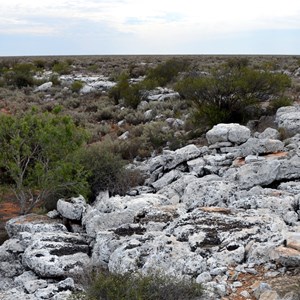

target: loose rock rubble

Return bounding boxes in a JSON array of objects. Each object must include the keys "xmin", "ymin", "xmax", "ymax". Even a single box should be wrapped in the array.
[{"xmin": 0, "ymin": 108, "xmax": 299, "ymax": 299}]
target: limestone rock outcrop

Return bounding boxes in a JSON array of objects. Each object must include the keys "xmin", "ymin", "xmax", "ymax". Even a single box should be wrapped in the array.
[{"xmin": 1, "ymin": 116, "xmax": 299, "ymax": 299}]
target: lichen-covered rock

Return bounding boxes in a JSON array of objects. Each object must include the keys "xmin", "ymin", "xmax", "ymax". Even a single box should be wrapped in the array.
[
  {"xmin": 33, "ymin": 82, "xmax": 53, "ymax": 93},
  {"xmin": 277, "ymin": 154, "xmax": 300, "ymax": 181},
  {"xmin": 257, "ymin": 127, "xmax": 280, "ymax": 140},
  {"xmin": 275, "ymin": 105, "xmax": 300, "ymax": 136},
  {"xmin": 82, "ymin": 193, "xmax": 171, "ymax": 237},
  {"xmin": 22, "ymin": 232, "xmax": 90, "ymax": 277},
  {"xmin": 57, "ymin": 195, "xmax": 86, "ymax": 221},
  {"xmin": 5, "ymin": 214, "xmax": 67, "ymax": 238},
  {"xmin": 270, "ymin": 246, "xmax": 300, "ymax": 267},
  {"xmin": 182, "ymin": 180, "xmax": 238, "ymax": 209},
  {"xmin": 151, "ymin": 170, "xmax": 183, "ymax": 190},
  {"xmin": 239, "ymin": 138, "xmax": 284, "ymax": 157},
  {"xmin": 225, "ymin": 160, "xmax": 281, "ymax": 189}
]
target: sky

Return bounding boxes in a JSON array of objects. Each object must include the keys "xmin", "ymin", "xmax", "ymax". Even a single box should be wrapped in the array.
[{"xmin": 1, "ymin": 0, "xmax": 300, "ymax": 56}]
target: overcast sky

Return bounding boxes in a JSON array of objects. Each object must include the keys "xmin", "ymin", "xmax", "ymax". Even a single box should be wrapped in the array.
[{"xmin": 1, "ymin": 0, "xmax": 300, "ymax": 56}]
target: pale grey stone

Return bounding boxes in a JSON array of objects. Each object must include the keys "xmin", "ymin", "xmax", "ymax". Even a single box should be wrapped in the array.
[
  {"xmin": 275, "ymin": 105, "xmax": 300, "ymax": 136},
  {"xmin": 57, "ymin": 195, "xmax": 86, "ymax": 221},
  {"xmin": 165, "ymin": 144, "xmax": 201, "ymax": 170},
  {"xmin": 34, "ymin": 82, "xmax": 53, "ymax": 92},
  {"xmin": 57, "ymin": 277, "xmax": 75, "ymax": 290},
  {"xmin": 245, "ymin": 155, "xmax": 265, "ymax": 163},
  {"xmin": 270, "ymin": 246, "xmax": 300, "ymax": 267},
  {"xmin": 239, "ymin": 138, "xmax": 284, "ymax": 157},
  {"xmin": 118, "ymin": 131, "xmax": 130, "ymax": 140},
  {"xmin": 258, "ymin": 127, "xmax": 280, "ymax": 140},
  {"xmin": 157, "ymin": 174, "xmax": 197, "ymax": 204},
  {"xmin": 34, "ymin": 284, "xmax": 58, "ymax": 299},
  {"xmin": 286, "ymin": 232, "xmax": 300, "ymax": 251},
  {"xmin": 232, "ymin": 281, "xmax": 243, "ymax": 288},
  {"xmin": 91, "ymin": 232, "xmax": 124, "ymax": 267},
  {"xmin": 22, "ymin": 232, "xmax": 90, "ymax": 277},
  {"xmin": 46, "ymin": 210, "xmax": 60, "ymax": 219},
  {"xmin": 206, "ymin": 123, "xmax": 250, "ymax": 145},
  {"xmin": 144, "ymin": 109, "xmax": 153, "ymax": 120},
  {"xmin": 210, "ymin": 267, "xmax": 227, "ymax": 276},
  {"xmin": 182, "ymin": 179, "xmax": 238, "ymax": 209},
  {"xmin": 196, "ymin": 272, "xmax": 212, "ymax": 283},
  {"xmin": 252, "ymin": 282, "xmax": 271, "ymax": 299},
  {"xmin": 5, "ymin": 214, "xmax": 66, "ymax": 238},
  {"xmin": 152, "ymin": 170, "xmax": 183, "ymax": 190},
  {"xmin": 226, "ymin": 160, "xmax": 280, "ymax": 189},
  {"xmin": 278, "ymin": 181, "xmax": 300, "ymax": 195},
  {"xmin": 24, "ymin": 279, "xmax": 48, "ymax": 294},
  {"xmin": 240, "ymin": 290, "xmax": 251, "ymax": 298},
  {"xmin": 259, "ymin": 290, "xmax": 280, "ymax": 300},
  {"xmin": 277, "ymin": 154, "xmax": 300, "ymax": 181}
]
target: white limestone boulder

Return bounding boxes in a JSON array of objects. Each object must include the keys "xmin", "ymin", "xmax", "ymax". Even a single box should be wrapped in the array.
[
  {"xmin": 277, "ymin": 154, "xmax": 300, "ymax": 181},
  {"xmin": 270, "ymin": 246, "xmax": 300, "ymax": 267},
  {"xmin": 275, "ymin": 105, "xmax": 300, "ymax": 136},
  {"xmin": 82, "ymin": 193, "xmax": 171, "ymax": 237},
  {"xmin": 225, "ymin": 160, "xmax": 281, "ymax": 189},
  {"xmin": 257, "ymin": 127, "xmax": 280, "ymax": 140},
  {"xmin": 206, "ymin": 123, "xmax": 250, "ymax": 145},
  {"xmin": 5, "ymin": 214, "xmax": 67, "ymax": 238},
  {"xmin": 22, "ymin": 232, "xmax": 90, "ymax": 277},
  {"xmin": 57, "ymin": 195, "xmax": 86, "ymax": 221},
  {"xmin": 182, "ymin": 179, "xmax": 238, "ymax": 209},
  {"xmin": 33, "ymin": 82, "xmax": 53, "ymax": 93},
  {"xmin": 239, "ymin": 138, "xmax": 284, "ymax": 157}
]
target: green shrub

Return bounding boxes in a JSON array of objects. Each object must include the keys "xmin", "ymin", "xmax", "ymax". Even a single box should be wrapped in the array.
[
  {"xmin": 0, "ymin": 110, "xmax": 89, "ymax": 214},
  {"xmin": 49, "ymin": 74, "xmax": 61, "ymax": 86},
  {"xmin": 52, "ymin": 61, "xmax": 71, "ymax": 75},
  {"xmin": 3, "ymin": 63, "xmax": 36, "ymax": 88},
  {"xmin": 79, "ymin": 142, "xmax": 142, "ymax": 201},
  {"xmin": 109, "ymin": 72, "xmax": 130, "ymax": 105},
  {"xmin": 226, "ymin": 57, "xmax": 249, "ymax": 69},
  {"xmin": 147, "ymin": 58, "xmax": 190, "ymax": 86},
  {"xmin": 71, "ymin": 80, "xmax": 84, "ymax": 93},
  {"xmin": 33, "ymin": 59, "xmax": 46, "ymax": 69},
  {"xmin": 176, "ymin": 64, "xmax": 291, "ymax": 128},
  {"xmin": 109, "ymin": 73, "xmax": 141, "ymax": 108},
  {"xmin": 85, "ymin": 270, "xmax": 203, "ymax": 300},
  {"xmin": 269, "ymin": 96, "xmax": 293, "ymax": 113}
]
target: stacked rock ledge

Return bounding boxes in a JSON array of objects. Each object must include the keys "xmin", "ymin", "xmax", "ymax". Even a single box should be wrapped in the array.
[{"xmin": 1, "ymin": 107, "xmax": 300, "ymax": 299}]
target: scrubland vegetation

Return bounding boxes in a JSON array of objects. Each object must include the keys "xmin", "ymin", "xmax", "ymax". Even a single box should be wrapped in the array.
[
  {"xmin": 71, "ymin": 269, "xmax": 204, "ymax": 300},
  {"xmin": 0, "ymin": 55, "xmax": 300, "ymax": 299},
  {"xmin": 0, "ymin": 55, "xmax": 299, "ymax": 214}
]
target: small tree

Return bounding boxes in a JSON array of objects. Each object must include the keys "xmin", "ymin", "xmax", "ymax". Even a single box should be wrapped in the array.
[
  {"xmin": 176, "ymin": 62, "xmax": 291, "ymax": 127},
  {"xmin": 0, "ymin": 110, "xmax": 89, "ymax": 214}
]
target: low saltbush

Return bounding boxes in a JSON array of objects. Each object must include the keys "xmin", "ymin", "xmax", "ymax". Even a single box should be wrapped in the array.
[{"xmin": 84, "ymin": 270, "xmax": 204, "ymax": 300}]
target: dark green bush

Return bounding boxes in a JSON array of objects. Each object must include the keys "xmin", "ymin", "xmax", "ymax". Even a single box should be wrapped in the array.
[
  {"xmin": 109, "ymin": 73, "xmax": 141, "ymax": 108},
  {"xmin": 49, "ymin": 74, "xmax": 61, "ymax": 86},
  {"xmin": 0, "ymin": 110, "xmax": 89, "ymax": 214},
  {"xmin": 3, "ymin": 63, "xmax": 36, "ymax": 88},
  {"xmin": 269, "ymin": 96, "xmax": 293, "ymax": 113},
  {"xmin": 147, "ymin": 58, "xmax": 190, "ymax": 86},
  {"xmin": 176, "ymin": 64, "xmax": 291, "ymax": 128},
  {"xmin": 80, "ymin": 142, "xmax": 143, "ymax": 201},
  {"xmin": 33, "ymin": 59, "xmax": 46, "ymax": 69},
  {"xmin": 71, "ymin": 80, "xmax": 84, "ymax": 93},
  {"xmin": 52, "ymin": 61, "xmax": 71, "ymax": 75},
  {"xmin": 86, "ymin": 270, "xmax": 203, "ymax": 300}
]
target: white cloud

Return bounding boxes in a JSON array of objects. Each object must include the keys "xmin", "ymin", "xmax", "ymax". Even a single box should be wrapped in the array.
[
  {"xmin": 2, "ymin": 0, "xmax": 300, "ymax": 32},
  {"xmin": 1, "ymin": 0, "xmax": 300, "ymax": 54}
]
